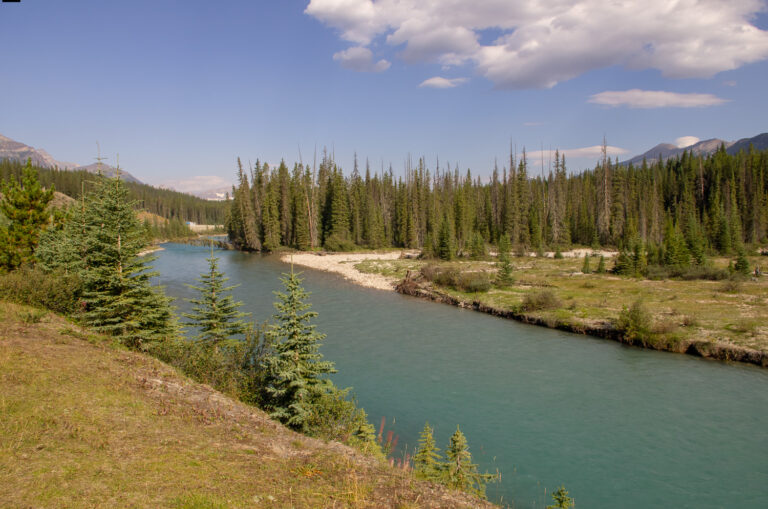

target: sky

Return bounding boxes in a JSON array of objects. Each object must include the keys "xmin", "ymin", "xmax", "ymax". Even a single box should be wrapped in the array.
[{"xmin": 1, "ymin": 0, "xmax": 768, "ymax": 192}]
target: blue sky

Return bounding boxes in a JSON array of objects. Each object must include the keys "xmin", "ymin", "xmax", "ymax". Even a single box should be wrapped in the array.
[{"xmin": 2, "ymin": 0, "xmax": 767, "ymax": 192}]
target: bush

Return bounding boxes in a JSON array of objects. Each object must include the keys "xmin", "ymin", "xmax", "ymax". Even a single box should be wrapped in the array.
[
  {"xmin": 520, "ymin": 290, "xmax": 562, "ymax": 312},
  {"xmin": 421, "ymin": 264, "xmax": 491, "ymax": 292},
  {"xmin": 456, "ymin": 272, "xmax": 491, "ymax": 293},
  {"xmin": 615, "ymin": 299, "xmax": 652, "ymax": 343},
  {"xmin": 717, "ymin": 280, "xmax": 742, "ymax": 293},
  {"xmin": 0, "ymin": 266, "xmax": 82, "ymax": 315},
  {"xmin": 645, "ymin": 264, "xmax": 729, "ymax": 281},
  {"xmin": 324, "ymin": 234, "xmax": 357, "ymax": 252}
]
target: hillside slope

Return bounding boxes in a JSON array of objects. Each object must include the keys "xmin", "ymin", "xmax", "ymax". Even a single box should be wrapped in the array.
[{"xmin": 0, "ymin": 303, "xmax": 493, "ymax": 508}]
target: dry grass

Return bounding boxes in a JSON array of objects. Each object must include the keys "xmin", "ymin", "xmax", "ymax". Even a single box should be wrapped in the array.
[
  {"xmin": 0, "ymin": 302, "xmax": 494, "ymax": 509},
  {"xmin": 368, "ymin": 253, "xmax": 768, "ymax": 354}
]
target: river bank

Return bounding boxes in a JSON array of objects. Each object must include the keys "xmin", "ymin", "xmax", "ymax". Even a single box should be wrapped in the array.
[
  {"xmin": 395, "ymin": 272, "xmax": 768, "ymax": 368},
  {"xmin": 277, "ymin": 249, "xmax": 768, "ymax": 369},
  {"xmin": 280, "ymin": 251, "xmax": 412, "ymax": 291}
]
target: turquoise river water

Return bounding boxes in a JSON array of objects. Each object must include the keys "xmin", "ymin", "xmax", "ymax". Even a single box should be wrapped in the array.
[{"xmin": 154, "ymin": 243, "xmax": 768, "ymax": 508}]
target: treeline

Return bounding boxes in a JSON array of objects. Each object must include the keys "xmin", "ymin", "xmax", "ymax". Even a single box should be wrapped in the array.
[
  {"xmin": 227, "ymin": 145, "xmax": 768, "ymax": 256},
  {"xmin": 0, "ymin": 159, "xmax": 229, "ymax": 225}
]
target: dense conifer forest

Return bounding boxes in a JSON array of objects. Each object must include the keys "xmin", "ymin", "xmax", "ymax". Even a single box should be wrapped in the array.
[
  {"xmin": 227, "ymin": 145, "xmax": 768, "ymax": 258},
  {"xmin": 0, "ymin": 159, "xmax": 229, "ymax": 225}
]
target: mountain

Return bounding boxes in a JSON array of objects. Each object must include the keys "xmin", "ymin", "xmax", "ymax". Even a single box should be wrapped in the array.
[
  {"xmin": 71, "ymin": 162, "xmax": 142, "ymax": 184},
  {"xmin": 726, "ymin": 133, "xmax": 768, "ymax": 155},
  {"xmin": 621, "ymin": 132, "xmax": 768, "ymax": 166},
  {"xmin": 0, "ymin": 133, "xmax": 141, "ymax": 184},
  {"xmin": 0, "ymin": 134, "xmax": 78, "ymax": 169},
  {"xmin": 620, "ymin": 138, "xmax": 732, "ymax": 166},
  {"xmin": 193, "ymin": 186, "xmax": 232, "ymax": 201}
]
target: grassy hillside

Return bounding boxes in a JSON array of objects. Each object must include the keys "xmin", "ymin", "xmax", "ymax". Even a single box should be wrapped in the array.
[{"xmin": 0, "ymin": 302, "xmax": 493, "ymax": 509}]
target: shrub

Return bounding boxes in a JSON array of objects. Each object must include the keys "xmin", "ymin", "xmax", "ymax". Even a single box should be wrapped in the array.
[
  {"xmin": 717, "ymin": 280, "xmax": 741, "ymax": 293},
  {"xmin": 615, "ymin": 299, "xmax": 652, "ymax": 344},
  {"xmin": 421, "ymin": 264, "xmax": 491, "ymax": 292},
  {"xmin": 0, "ymin": 266, "xmax": 82, "ymax": 315},
  {"xmin": 456, "ymin": 272, "xmax": 491, "ymax": 293},
  {"xmin": 520, "ymin": 290, "xmax": 562, "ymax": 312},
  {"xmin": 324, "ymin": 234, "xmax": 357, "ymax": 252}
]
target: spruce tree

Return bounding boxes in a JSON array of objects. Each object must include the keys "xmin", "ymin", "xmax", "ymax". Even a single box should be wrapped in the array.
[
  {"xmin": 444, "ymin": 425, "xmax": 496, "ymax": 498},
  {"xmin": 0, "ymin": 160, "xmax": 55, "ymax": 271},
  {"xmin": 495, "ymin": 233, "xmax": 514, "ymax": 286},
  {"xmin": 581, "ymin": 253, "xmax": 591, "ymax": 274},
  {"xmin": 547, "ymin": 486, "xmax": 575, "ymax": 509},
  {"xmin": 261, "ymin": 267, "xmax": 337, "ymax": 431},
  {"xmin": 183, "ymin": 246, "xmax": 250, "ymax": 347},
  {"xmin": 734, "ymin": 246, "xmax": 750, "ymax": 275},
  {"xmin": 596, "ymin": 255, "xmax": 606, "ymax": 274},
  {"xmin": 79, "ymin": 176, "xmax": 176, "ymax": 348},
  {"xmin": 437, "ymin": 213, "xmax": 455, "ymax": 261},
  {"xmin": 469, "ymin": 231, "xmax": 486, "ymax": 260},
  {"xmin": 413, "ymin": 422, "xmax": 443, "ymax": 481}
]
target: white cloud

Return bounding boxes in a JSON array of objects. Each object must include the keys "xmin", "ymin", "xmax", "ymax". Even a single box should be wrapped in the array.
[
  {"xmin": 527, "ymin": 145, "xmax": 629, "ymax": 161},
  {"xmin": 675, "ymin": 136, "xmax": 700, "ymax": 148},
  {"xmin": 419, "ymin": 76, "xmax": 467, "ymax": 88},
  {"xmin": 589, "ymin": 89, "xmax": 729, "ymax": 108},
  {"xmin": 333, "ymin": 46, "xmax": 391, "ymax": 72},
  {"xmin": 306, "ymin": 0, "xmax": 768, "ymax": 89},
  {"xmin": 160, "ymin": 175, "xmax": 231, "ymax": 194}
]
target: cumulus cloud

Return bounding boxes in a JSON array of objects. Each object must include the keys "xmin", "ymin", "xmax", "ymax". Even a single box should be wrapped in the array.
[
  {"xmin": 589, "ymin": 89, "xmax": 729, "ymax": 108},
  {"xmin": 419, "ymin": 76, "xmax": 468, "ymax": 88},
  {"xmin": 527, "ymin": 145, "xmax": 629, "ymax": 161},
  {"xmin": 306, "ymin": 0, "xmax": 768, "ymax": 88},
  {"xmin": 675, "ymin": 136, "xmax": 700, "ymax": 148},
  {"xmin": 333, "ymin": 46, "xmax": 391, "ymax": 72}
]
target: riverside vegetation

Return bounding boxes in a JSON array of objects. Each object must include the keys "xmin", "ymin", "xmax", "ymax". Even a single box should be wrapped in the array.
[{"xmin": 0, "ymin": 164, "xmax": 548, "ymax": 505}]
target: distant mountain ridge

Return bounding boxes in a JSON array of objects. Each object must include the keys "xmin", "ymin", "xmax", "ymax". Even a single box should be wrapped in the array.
[
  {"xmin": 621, "ymin": 132, "xmax": 768, "ymax": 166},
  {"xmin": 0, "ymin": 133, "xmax": 142, "ymax": 184}
]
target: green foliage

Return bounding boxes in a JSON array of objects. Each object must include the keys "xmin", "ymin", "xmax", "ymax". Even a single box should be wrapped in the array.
[
  {"xmin": 495, "ymin": 233, "xmax": 514, "ymax": 286},
  {"xmin": 521, "ymin": 290, "xmax": 562, "ymax": 312},
  {"xmin": 0, "ymin": 266, "xmax": 82, "ymax": 315},
  {"xmin": 444, "ymin": 425, "xmax": 497, "ymax": 499},
  {"xmin": 734, "ymin": 246, "xmax": 750, "ymax": 275},
  {"xmin": 260, "ymin": 269, "xmax": 337, "ymax": 431},
  {"xmin": 437, "ymin": 214, "xmax": 455, "ymax": 261},
  {"xmin": 183, "ymin": 248, "xmax": 250, "ymax": 347},
  {"xmin": 596, "ymin": 255, "xmax": 606, "ymax": 273},
  {"xmin": 616, "ymin": 299, "xmax": 652, "ymax": 344},
  {"xmin": 74, "ymin": 176, "xmax": 176, "ymax": 349},
  {"xmin": 553, "ymin": 247, "xmax": 564, "ymax": 259},
  {"xmin": 0, "ymin": 160, "xmax": 55, "ymax": 271},
  {"xmin": 413, "ymin": 422, "xmax": 443, "ymax": 481},
  {"xmin": 469, "ymin": 231, "xmax": 486, "ymax": 260},
  {"xmin": 581, "ymin": 254, "xmax": 591, "ymax": 274},
  {"xmin": 547, "ymin": 485, "xmax": 575, "ymax": 509}
]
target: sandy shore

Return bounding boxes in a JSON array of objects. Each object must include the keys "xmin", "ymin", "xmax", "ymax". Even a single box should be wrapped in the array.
[{"xmin": 280, "ymin": 251, "xmax": 404, "ymax": 291}]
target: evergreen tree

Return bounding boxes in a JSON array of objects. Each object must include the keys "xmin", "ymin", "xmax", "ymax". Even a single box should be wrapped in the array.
[
  {"xmin": 79, "ymin": 176, "xmax": 176, "ymax": 348},
  {"xmin": 495, "ymin": 233, "xmax": 514, "ymax": 286},
  {"xmin": 183, "ymin": 246, "xmax": 250, "ymax": 347},
  {"xmin": 413, "ymin": 422, "xmax": 443, "ymax": 481},
  {"xmin": 581, "ymin": 253, "xmax": 591, "ymax": 274},
  {"xmin": 444, "ymin": 425, "xmax": 497, "ymax": 498},
  {"xmin": 547, "ymin": 485, "xmax": 575, "ymax": 509},
  {"xmin": 469, "ymin": 231, "xmax": 486, "ymax": 260},
  {"xmin": 734, "ymin": 246, "xmax": 750, "ymax": 275},
  {"xmin": 0, "ymin": 160, "xmax": 55, "ymax": 271},
  {"xmin": 261, "ymin": 267, "xmax": 337, "ymax": 431},
  {"xmin": 596, "ymin": 255, "xmax": 606, "ymax": 274},
  {"xmin": 437, "ymin": 213, "xmax": 455, "ymax": 261}
]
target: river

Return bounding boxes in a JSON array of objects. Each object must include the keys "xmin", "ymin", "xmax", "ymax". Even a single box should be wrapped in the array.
[{"xmin": 154, "ymin": 243, "xmax": 768, "ymax": 508}]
